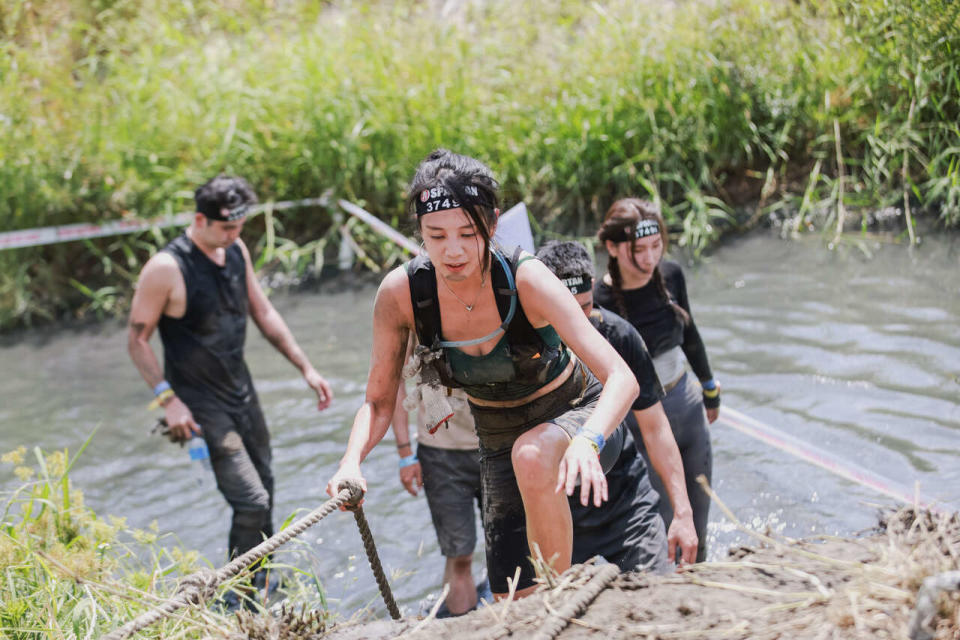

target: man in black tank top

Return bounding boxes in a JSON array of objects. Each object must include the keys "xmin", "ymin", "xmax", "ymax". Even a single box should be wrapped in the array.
[{"xmin": 127, "ymin": 176, "xmax": 334, "ymax": 592}]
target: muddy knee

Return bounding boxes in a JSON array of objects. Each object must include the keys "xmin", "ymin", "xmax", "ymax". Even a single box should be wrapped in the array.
[{"xmin": 511, "ymin": 428, "xmax": 567, "ymax": 492}]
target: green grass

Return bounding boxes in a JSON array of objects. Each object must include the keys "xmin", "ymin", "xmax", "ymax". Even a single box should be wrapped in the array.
[
  {"xmin": 0, "ymin": 0, "xmax": 958, "ymax": 330},
  {"xmin": 0, "ymin": 440, "xmax": 336, "ymax": 638}
]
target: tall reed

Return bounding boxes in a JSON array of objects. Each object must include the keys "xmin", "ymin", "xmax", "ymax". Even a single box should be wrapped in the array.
[{"xmin": 0, "ymin": 0, "xmax": 957, "ymax": 330}]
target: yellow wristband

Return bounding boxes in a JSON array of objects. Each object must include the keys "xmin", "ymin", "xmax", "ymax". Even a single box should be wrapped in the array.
[
  {"xmin": 148, "ymin": 388, "xmax": 175, "ymax": 410},
  {"xmin": 702, "ymin": 387, "xmax": 720, "ymax": 399}
]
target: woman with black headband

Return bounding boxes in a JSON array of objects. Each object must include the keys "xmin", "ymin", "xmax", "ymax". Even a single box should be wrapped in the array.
[
  {"xmin": 594, "ymin": 198, "xmax": 719, "ymax": 563},
  {"xmin": 325, "ymin": 149, "xmax": 638, "ymax": 599}
]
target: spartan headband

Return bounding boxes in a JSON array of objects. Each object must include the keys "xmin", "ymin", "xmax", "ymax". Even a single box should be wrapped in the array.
[
  {"xmin": 197, "ymin": 201, "xmax": 251, "ymax": 222},
  {"xmin": 560, "ymin": 274, "xmax": 592, "ymax": 295},
  {"xmin": 633, "ymin": 219, "xmax": 661, "ymax": 238},
  {"xmin": 606, "ymin": 218, "xmax": 662, "ymax": 242},
  {"xmin": 415, "ymin": 184, "xmax": 492, "ymax": 216}
]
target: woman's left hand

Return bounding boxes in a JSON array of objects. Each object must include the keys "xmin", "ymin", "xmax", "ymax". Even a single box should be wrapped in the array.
[
  {"xmin": 556, "ymin": 436, "xmax": 608, "ymax": 507},
  {"xmin": 706, "ymin": 407, "xmax": 719, "ymax": 424}
]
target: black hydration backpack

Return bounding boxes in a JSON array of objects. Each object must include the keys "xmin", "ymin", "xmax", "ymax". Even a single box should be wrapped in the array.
[{"xmin": 405, "ymin": 247, "xmax": 561, "ymax": 390}]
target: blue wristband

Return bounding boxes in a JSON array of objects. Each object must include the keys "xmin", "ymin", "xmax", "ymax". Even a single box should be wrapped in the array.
[
  {"xmin": 574, "ymin": 428, "xmax": 605, "ymax": 452},
  {"xmin": 701, "ymin": 378, "xmax": 717, "ymax": 391},
  {"xmin": 399, "ymin": 454, "xmax": 418, "ymax": 469},
  {"xmin": 153, "ymin": 380, "xmax": 172, "ymax": 396}
]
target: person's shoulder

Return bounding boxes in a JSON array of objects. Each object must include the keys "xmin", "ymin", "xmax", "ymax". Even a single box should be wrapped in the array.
[
  {"xmin": 380, "ymin": 264, "xmax": 411, "ymax": 295},
  {"xmin": 141, "ymin": 250, "xmax": 180, "ymax": 280},
  {"xmin": 376, "ymin": 265, "xmax": 415, "ymax": 327},
  {"xmin": 233, "ymin": 237, "xmax": 252, "ymax": 260},
  {"xmin": 134, "ymin": 251, "xmax": 181, "ymax": 300},
  {"xmin": 597, "ymin": 305, "xmax": 651, "ymax": 353},
  {"xmin": 512, "ymin": 250, "xmax": 550, "ymax": 286},
  {"xmin": 660, "ymin": 258, "xmax": 684, "ymax": 279},
  {"xmin": 511, "ymin": 248, "xmax": 540, "ymax": 272},
  {"xmin": 593, "ymin": 276, "xmax": 613, "ymax": 297},
  {"xmin": 595, "ymin": 305, "xmax": 639, "ymax": 340},
  {"xmin": 596, "ymin": 305, "xmax": 625, "ymax": 326}
]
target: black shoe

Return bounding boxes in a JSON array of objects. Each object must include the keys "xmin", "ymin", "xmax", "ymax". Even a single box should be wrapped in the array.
[
  {"xmin": 435, "ymin": 580, "xmax": 491, "ymax": 619},
  {"xmin": 252, "ymin": 569, "xmax": 283, "ymax": 597},
  {"xmin": 220, "ymin": 588, "xmax": 256, "ymax": 613},
  {"xmin": 435, "ymin": 600, "xmax": 454, "ymax": 619}
]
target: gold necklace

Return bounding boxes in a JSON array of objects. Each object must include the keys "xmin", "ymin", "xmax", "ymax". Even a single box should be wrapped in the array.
[{"xmin": 440, "ymin": 272, "xmax": 486, "ymax": 311}]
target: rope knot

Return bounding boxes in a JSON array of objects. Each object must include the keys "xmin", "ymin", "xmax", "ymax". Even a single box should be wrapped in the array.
[
  {"xmin": 338, "ymin": 479, "xmax": 365, "ymax": 511},
  {"xmin": 176, "ymin": 568, "xmax": 219, "ymax": 605}
]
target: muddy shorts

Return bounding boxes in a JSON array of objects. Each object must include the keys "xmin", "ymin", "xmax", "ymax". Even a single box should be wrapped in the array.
[
  {"xmin": 470, "ymin": 361, "xmax": 602, "ymax": 594},
  {"xmin": 418, "ymin": 443, "xmax": 482, "ymax": 558}
]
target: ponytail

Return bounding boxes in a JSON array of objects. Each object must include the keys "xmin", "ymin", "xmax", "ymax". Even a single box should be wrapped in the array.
[
  {"xmin": 607, "ymin": 255, "xmax": 628, "ymax": 318},
  {"xmin": 653, "ymin": 265, "xmax": 689, "ymax": 325}
]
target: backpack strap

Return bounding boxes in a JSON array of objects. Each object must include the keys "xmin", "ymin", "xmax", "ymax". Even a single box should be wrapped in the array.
[
  {"xmin": 408, "ymin": 249, "xmax": 542, "ymax": 351},
  {"xmin": 499, "ymin": 246, "xmax": 540, "ymax": 346},
  {"xmin": 406, "ymin": 255, "xmax": 442, "ymax": 349},
  {"xmin": 490, "ymin": 248, "xmax": 517, "ymax": 326}
]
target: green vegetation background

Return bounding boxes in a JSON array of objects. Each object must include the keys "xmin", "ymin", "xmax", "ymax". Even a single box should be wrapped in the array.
[
  {"xmin": 0, "ymin": 0, "xmax": 958, "ymax": 330},
  {"xmin": 1, "ymin": 443, "xmax": 334, "ymax": 639}
]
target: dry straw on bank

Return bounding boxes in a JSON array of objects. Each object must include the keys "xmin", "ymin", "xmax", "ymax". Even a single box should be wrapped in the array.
[{"xmin": 304, "ymin": 486, "xmax": 960, "ymax": 640}]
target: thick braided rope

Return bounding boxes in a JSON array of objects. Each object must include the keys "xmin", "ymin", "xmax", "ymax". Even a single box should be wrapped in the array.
[
  {"xmin": 908, "ymin": 570, "xmax": 960, "ymax": 640},
  {"xmin": 103, "ymin": 483, "xmax": 362, "ymax": 640},
  {"xmin": 214, "ymin": 481, "xmax": 362, "ymax": 584},
  {"xmin": 531, "ymin": 563, "xmax": 620, "ymax": 640},
  {"xmin": 352, "ymin": 506, "xmax": 402, "ymax": 619}
]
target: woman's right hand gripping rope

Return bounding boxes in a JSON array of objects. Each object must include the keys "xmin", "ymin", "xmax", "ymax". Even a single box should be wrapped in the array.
[{"xmin": 326, "ymin": 463, "xmax": 368, "ymax": 511}]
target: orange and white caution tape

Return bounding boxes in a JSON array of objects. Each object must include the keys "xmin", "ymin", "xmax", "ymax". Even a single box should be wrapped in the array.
[
  {"xmin": 0, "ymin": 196, "xmax": 330, "ymax": 251},
  {"xmin": 718, "ymin": 406, "xmax": 946, "ymax": 513}
]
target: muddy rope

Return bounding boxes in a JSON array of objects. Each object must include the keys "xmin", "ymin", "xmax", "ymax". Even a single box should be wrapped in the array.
[
  {"xmin": 908, "ymin": 570, "xmax": 960, "ymax": 640},
  {"xmin": 531, "ymin": 563, "xmax": 619, "ymax": 640},
  {"xmin": 350, "ymin": 503, "xmax": 402, "ymax": 619},
  {"xmin": 103, "ymin": 480, "xmax": 399, "ymax": 640}
]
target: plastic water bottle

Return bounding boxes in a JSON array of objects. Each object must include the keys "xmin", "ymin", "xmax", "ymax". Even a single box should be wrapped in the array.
[{"xmin": 187, "ymin": 432, "xmax": 212, "ymax": 484}]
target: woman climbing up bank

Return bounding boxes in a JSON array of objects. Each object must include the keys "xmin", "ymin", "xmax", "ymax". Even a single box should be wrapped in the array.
[
  {"xmin": 325, "ymin": 149, "xmax": 638, "ymax": 599},
  {"xmin": 594, "ymin": 198, "xmax": 720, "ymax": 563}
]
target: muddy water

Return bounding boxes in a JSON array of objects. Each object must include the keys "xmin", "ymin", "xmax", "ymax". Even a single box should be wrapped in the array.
[{"xmin": 1, "ymin": 231, "xmax": 958, "ymax": 617}]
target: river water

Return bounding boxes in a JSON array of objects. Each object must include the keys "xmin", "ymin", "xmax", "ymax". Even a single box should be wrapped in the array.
[{"xmin": 1, "ymin": 230, "xmax": 958, "ymax": 618}]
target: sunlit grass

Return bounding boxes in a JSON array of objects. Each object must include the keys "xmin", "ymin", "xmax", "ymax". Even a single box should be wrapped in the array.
[
  {"xmin": 0, "ymin": 0, "xmax": 957, "ymax": 330},
  {"xmin": 0, "ymin": 438, "xmax": 339, "ymax": 638}
]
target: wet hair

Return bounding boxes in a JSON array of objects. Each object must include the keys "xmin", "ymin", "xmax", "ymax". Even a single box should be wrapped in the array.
[
  {"xmin": 407, "ymin": 149, "xmax": 500, "ymax": 275},
  {"xmin": 597, "ymin": 198, "xmax": 688, "ymax": 325},
  {"xmin": 535, "ymin": 240, "xmax": 595, "ymax": 281},
  {"xmin": 195, "ymin": 175, "xmax": 257, "ymax": 218}
]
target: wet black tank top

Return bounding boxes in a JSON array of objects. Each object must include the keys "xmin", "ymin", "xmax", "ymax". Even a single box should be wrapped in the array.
[{"xmin": 157, "ymin": 233, "xmax": 253, "ymax": 411}]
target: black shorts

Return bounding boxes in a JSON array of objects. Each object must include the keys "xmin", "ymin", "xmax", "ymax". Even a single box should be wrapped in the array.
[
  {"xmin": 418, "ymin": 444, "xmax": 482, "ymax": 558},
  {"xmin": 570, "ymin": 430, "xmax": 669, "ymax": 574},
  {"xmin": 470, "ymin": 361, "xmax": 602, "ymax": 594}
]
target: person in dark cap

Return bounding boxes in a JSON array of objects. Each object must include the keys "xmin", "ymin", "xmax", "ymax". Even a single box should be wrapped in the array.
[
  {"xmin": 127, "ymin": 175, "xmax": 334, "ymax": 594},
  {"xmin": 536, "ymin": 240, "xmax": 697, "ymax": 568}
]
